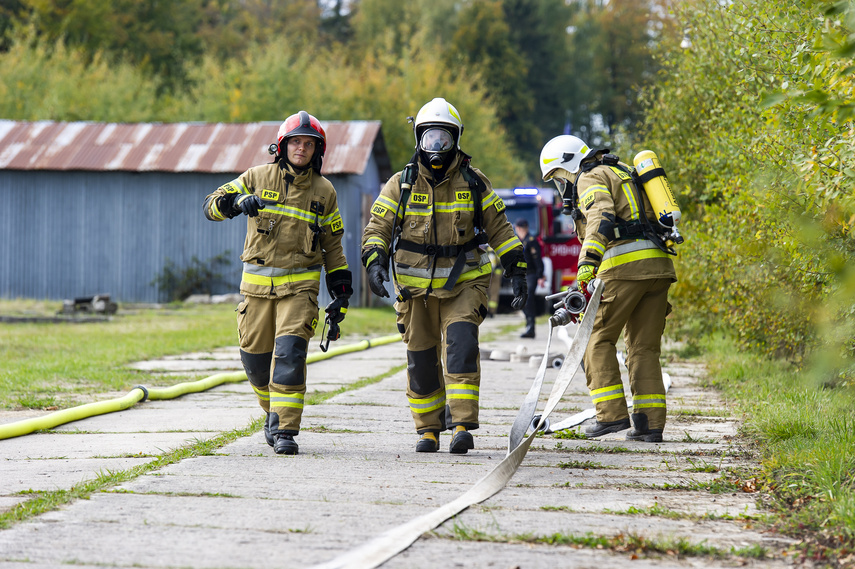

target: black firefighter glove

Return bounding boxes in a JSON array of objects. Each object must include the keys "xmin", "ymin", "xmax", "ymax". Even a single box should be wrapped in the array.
[
  {"xmin": 325, "ymin": 269, "xmax": 354, "ymax": 301},
  {"xmin": 236, "ymin": 194, "xmax": 266, "ymax": 217},
  {"xmin": 320, "ymin": 297, "xmax": 348, "ymax": 351},
  {"xmin": 501, "ymin": 250, "xmax": 528, "ymax": 310},
  {"xmin": 362, "ymin": 248, "xmax": 390, "ymax": 298}
]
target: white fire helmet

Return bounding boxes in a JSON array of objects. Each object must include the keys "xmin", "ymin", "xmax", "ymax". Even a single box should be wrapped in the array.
[
  {"xmin": 539, "ymin": 135, "xmax": 598, "ymax": 181},
  {"xmin": 414, "ymin": 98, "xmax": 464, "ymax": 150}
]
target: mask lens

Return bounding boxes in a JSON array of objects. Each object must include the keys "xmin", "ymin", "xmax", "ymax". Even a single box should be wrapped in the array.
[
  {"xmin": 420, "ymin": 128, "xmax": 454, "ymax": 153},
  {"xmin": 552, "ymin": 178, "xmax": 567, "ymax": 196}
]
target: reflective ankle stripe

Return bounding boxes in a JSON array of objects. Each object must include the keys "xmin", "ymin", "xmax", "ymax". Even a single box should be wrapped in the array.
[{"xmin": 590, "ymin": 383, "xmax": 625, "ymax": 404}]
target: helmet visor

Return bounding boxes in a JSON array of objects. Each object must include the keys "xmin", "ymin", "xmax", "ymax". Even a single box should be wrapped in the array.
[{"xmin": 419, "ymin": 128, "xmax": 454, "ymax": 153}]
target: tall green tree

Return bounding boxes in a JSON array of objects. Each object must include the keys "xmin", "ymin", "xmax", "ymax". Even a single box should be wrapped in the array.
[
  {"xmin": 566, "ymin": 0, "xmax": 672, "ymax": 144},
  {"xmin": 22, "ymin": 0, "xmax": 205, "ymax": 89},
  {"xmin": 449, "ymin": 0, "xmax": 535, "ymax": 163},
  {"xmin": 501, "ymin": 0, "xmax": 571, "ymax": 174}
]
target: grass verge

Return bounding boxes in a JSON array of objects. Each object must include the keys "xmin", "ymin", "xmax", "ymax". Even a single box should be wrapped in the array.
[
  {"xmin": 702, "ymin": 333, "xmax": 855, "ymax": 566},
  {"xmin": 0, "ymin": 300, "xmax": 397, "ymax": 410}
]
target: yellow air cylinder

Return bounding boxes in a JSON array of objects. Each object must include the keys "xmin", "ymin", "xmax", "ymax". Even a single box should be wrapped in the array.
[{"xmin": 633, "ymin": 150, "xmax": 681, "ymax": 228}]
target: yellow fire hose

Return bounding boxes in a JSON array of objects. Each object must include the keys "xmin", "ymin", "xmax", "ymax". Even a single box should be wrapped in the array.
[{"xmin": 0, "ymin": 334, "xmax": 401, "ymax": 441}]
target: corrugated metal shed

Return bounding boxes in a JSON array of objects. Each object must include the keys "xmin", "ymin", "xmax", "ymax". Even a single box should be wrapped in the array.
[
  {"xmin": 0, "ymin": 119, "xmax": 387, "ymax": 176},
  {"xmin": 0, "ymin": 119, "xmax": 393, "ymax": 305}
]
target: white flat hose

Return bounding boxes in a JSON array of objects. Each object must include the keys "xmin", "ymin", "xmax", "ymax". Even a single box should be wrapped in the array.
[{"xmin": 309, "ymin": 280, "xmax": 606, "ymax": 569}]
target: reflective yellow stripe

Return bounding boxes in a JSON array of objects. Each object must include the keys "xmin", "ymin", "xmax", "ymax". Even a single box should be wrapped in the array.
[
  {"xmin": 365, "ymin": 237, "xmax": 388, "ymax": 251},
  {"xmin": 375, "ymin": 194, "xmax": 398, "ymax": 209},
  {"xmin": 495, "ymin": 237, "xmax": 521, "ymax": 257},
  {"xmin": 632, "ymin": 394, "xmax": 666, "ymax": 409},
  {"xmin": 621, "ymin": 182, "xmax": 640, "ymax": 220},
  {"xmin": 396, "ymin": 262, "xmax": 491, "ymax": 289},
  {"xmin": 599, "ymin": 248, "xmax": 670, "ymax": 272},
  {"xmin": 270, "ymin": 393, "xmax": 304, "ymax": 409},
  {"xmin": 408, "ymin": 393, "xmax": 446, "ymax": 414},
  {"xmin": 583, "ymin": 238, "xmax": 606, "ymax": 256},
  {"xmin": 590, "ymin": 383, "xmax": 625, "ymax": 404},
  {"xmin": 447, "ymin": 383, "xmax": 479, "ymax": 401},
  {"xmin": 242, "ymin": 271, "xmax": 322, "ymax": 286},
  {"xmin": 435, "ymin": 202, "xmax": 475, "ymax": 213},
  {"xmin": 251, "ymin": 386, "xmax": 270, "ymax": 401},
  {"xmin": 263, "ymin": 203, "xmax": 317, "ymax": 223},
  {"xmin": 579, "ymin": 184, "xmax": 610, "ymax": 202}
]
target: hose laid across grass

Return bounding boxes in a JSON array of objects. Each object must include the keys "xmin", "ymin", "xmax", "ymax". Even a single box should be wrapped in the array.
[{"xmin": 0, "ymin": 334, "xmax": 402, "ymax": 441}]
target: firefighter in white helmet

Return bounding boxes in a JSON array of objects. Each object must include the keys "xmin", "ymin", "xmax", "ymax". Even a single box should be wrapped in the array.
[
  {"xmin": 204, "ymin": 111, "xmax": 352, "ymax": 455},
  {"xmin": 362, "ymin": 97, "xmax": 527, "ymax": 453},
  {"xmin": 539, "ymin": 134, "xmax": 677, "ymax": 442}
]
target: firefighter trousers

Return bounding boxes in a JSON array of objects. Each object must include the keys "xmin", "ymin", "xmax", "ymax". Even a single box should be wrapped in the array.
[
  {"xmin": 395, "ymin": 283, "xmax": 489, "ymax": 434},
  {"xmin": 583, "ymin": 277, "xmax": 672, "ymax": 430},
  {"xmin": 236, "ymin": 292, "xmax": 319, "ymax": 436}
]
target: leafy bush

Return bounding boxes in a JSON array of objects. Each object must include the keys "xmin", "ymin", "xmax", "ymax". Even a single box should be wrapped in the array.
[
  {"xmin": 641, "ymin": 0, "xmax": 854, "ymax": 381},
  {"xmin": 151, "ymin": 251, "xmax": 233, "ymax": 302}
]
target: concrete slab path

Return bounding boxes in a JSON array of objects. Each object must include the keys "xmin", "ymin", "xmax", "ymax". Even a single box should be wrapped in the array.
[{"xmin": 0, "ymin": 314, "xmax": 797, "ymax": 568}]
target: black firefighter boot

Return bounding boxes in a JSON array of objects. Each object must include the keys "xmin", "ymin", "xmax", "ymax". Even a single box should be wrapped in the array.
[
  {"xmin": 274, "ymin": 433, "xmax": 299, "ymax": 455},
  {"xmin": 520, "ymin": 316, "xmax": 536, "ymax": 338},
  {"xmin": 584, "ymin": 417, "xmax": 631, "ymax": 438},
  {"xmin": 449, "ymin": 426, "xmax": 475, "ymax": 454},
  {"xmin": 263, "ymin": 412, "xmax": 275, "ymax": 447},
  {"xmin": 626, "ymin": 413, "xmax": 663, "ymax": 442},
  {"xmin": 416, "ymin": 431, "xmax": 439, "ymax": 453}
]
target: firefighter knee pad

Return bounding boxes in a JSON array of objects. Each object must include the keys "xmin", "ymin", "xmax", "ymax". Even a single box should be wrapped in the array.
[
  {"xmin": 407, "ymin": 347, "xmax": 442, "ymax": 395},
  {"xmin": 446, "ymin": 321, "xmax": 479, "ymax": 374},
  {"xmin": 240, "ymin": 349, "xmax": 272, "ymax": 388},
  {"xmin": 272, "ymin": 336, "xmax": 308, "ymax": 386}
]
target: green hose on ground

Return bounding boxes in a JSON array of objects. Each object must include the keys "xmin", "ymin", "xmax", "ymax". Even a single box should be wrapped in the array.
[{"xmin": 0, "ymin": 334, "xmax": 402, "ymax": 441}]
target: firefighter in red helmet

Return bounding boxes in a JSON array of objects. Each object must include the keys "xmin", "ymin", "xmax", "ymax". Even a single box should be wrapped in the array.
[{"xmin": 204, "ymin": 111, "xmax": 351, "ymax": 455}]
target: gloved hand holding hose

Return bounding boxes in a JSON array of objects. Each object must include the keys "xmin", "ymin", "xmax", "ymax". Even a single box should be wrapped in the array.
[{"xmin": 576, "ymin": 263, "xmax": 596, "ymax": 290}]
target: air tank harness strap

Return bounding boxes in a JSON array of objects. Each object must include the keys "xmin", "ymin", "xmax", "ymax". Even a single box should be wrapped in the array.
[
  {"xmin": 607, "ymin": 159, "xmax": 676, "ymax": 256},
  {"xmin": 309, "ymin": 201, "xmax": 325, "ymax": 252},
  {"xmin": 390, "ymin": 157, "xmax": 419, "ymax": 303},
  {"xmin": 431, "ymin": 154, "xmax": 489, "ymax": 292}
]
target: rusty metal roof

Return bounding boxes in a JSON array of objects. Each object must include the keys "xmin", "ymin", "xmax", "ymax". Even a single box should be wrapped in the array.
[{"xmin": 0, "ymin": 119, "xmax": 386, "ymax": 176}]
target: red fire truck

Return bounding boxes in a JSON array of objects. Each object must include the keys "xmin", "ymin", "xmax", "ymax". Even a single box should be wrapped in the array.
[{"xmin": 496, "ymin": 187, "xmax": 582, "ymax": 313}]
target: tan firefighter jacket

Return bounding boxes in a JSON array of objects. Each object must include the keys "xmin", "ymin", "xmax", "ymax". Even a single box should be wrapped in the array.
[
  {"xmin": 573, "ymin": 162, "xmax": 676, "ymax": 282},
  {"xmin": 362, "ymin": 153, "xmax": 523, "ymax": 299},
  {"xmin": 204, "ymin": 162, "xmax": 349, "ymax": 298}
]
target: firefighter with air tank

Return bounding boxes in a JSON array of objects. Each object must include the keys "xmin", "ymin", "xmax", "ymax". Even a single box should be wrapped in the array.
[
  {"xmin": 361, "ymin": 98, "xmax": 528, "ymax": 454},
  {"xmin": 539, "ymin": 135, "xmax": 681, "ymax": 442},
  {"xmin": 203, "ymin": 111, "xmax": 352, "ymax": 456}
]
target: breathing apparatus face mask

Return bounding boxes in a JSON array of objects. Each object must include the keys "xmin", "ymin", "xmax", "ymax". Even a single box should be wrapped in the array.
[{"xmin": 419, "ymin": 127, "xmax": 455, "ymax": 170}]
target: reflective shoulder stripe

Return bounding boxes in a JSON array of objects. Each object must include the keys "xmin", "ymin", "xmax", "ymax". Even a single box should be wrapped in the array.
[
  {"xmin": 599, "ymin": 240, "xmax": 669, "ymax": 271},
  {"xmin": 621, "ymin": 182, "xmax": 640, "ymax": 220},
  {"xmin": 579, "ymin": 184, "xmax": 610, "ymax": 202},
  {"xmin": 374, "ymin": 194, "xmax": 398, "ymax": 211}
]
